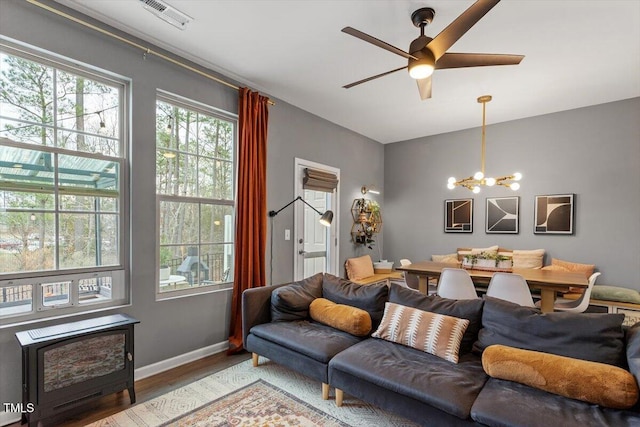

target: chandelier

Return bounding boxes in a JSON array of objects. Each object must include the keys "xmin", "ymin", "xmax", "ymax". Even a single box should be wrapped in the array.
[{"xmin": 447, "ymin": 95, "xmax": 521, "ymax": 194}]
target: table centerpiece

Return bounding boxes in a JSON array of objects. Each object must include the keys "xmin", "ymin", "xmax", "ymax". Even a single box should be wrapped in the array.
[{"xmin": 462, "ymin": 252, "xmax": 513, "ymax": 272}]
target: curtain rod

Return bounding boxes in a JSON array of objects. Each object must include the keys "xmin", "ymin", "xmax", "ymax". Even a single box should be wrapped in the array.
[{"xmin": 25, "ymin": 0, "xmax": 275, "ymax": 106}]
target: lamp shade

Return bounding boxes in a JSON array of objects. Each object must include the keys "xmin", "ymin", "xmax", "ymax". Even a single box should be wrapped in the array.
[{"xmin": 319, "ymin": 210, "xmax": 334, "ymax": 227}]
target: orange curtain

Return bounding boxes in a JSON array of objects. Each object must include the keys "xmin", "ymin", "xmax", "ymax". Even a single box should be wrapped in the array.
[{"xmin": 228, "ymin": 88, "xmax": 269, "ymax": 354}]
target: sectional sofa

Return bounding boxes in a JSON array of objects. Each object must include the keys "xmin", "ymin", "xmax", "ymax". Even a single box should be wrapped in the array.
[{"xmin": 242, "ymin": 273, "xmax": 640, "ymax": 426}]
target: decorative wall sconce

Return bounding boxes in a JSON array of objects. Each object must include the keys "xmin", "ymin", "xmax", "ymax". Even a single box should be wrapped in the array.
[
  {"xmin": 268, "ymin": 196, "xmax": 333, "ymax": 226},
  {"xmin": 361, "ymin": 185, "xmax": 380, "ymax": 195}
]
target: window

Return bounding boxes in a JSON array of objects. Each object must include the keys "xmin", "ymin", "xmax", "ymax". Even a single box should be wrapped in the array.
[
  {"xmin": 156, "ymin": 94, "xmax": 235, "ymax": 297},
  {"xmin": 0, "ymin": 43, "xmax": 128, "ymax": 326}
]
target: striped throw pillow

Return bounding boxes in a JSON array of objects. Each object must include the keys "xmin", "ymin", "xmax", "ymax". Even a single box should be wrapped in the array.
[{"xmin": 372, "ymin": 302, "xmax": 469, "ymax": 363}]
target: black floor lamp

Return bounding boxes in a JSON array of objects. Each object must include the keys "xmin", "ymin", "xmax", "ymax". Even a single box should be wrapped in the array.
[{"xmin": 268, "ymin": 196, "xmax": 333, "ymax": 284}]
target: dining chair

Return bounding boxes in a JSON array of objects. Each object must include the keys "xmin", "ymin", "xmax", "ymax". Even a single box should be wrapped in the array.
[
  {"xmin": 486, "ymin": 272, "xmax": 535, "ymax": 307},
  {"xmin": 397, "ymin": 258, "xmax": 420, "ymax": 290},
  {"xmin": 437, "ymin": 268, "xmax": 478, "ymax": 300},
  {"xmin": 537, "ymin": 272, "xmax": 601, "ymax": 313}
]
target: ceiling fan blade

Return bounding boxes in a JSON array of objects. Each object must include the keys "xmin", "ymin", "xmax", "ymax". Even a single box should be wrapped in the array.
[
  {"xmin": 436, "ymin": 53, "xmax": 524, "ymax": 69},
  {"xmin": 343, "ymin": 66, "xmax": 407, "ymax": 89},
  {"xmin": 416, "ymin": 76, "xmax": 432, "ymax": 100},
  {"xmin": 427, "ymin": 0, "xmax": 500, "ymax": 61},
  {"xmin": 342, "ymin": 27, "xmax": 418, "ymax": 60}
]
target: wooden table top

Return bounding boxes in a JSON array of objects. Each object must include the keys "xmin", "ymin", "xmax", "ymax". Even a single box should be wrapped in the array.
[{"xmin": 396, "ymin": 261, "xmax": 588, "ymax": 291}]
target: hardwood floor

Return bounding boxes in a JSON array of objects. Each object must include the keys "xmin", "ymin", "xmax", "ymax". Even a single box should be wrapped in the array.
[{"xmin": 9, "ymin": 351, "xmax": 251, "ymax": 427}]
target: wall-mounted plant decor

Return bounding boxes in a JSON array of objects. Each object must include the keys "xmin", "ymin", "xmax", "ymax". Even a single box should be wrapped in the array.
[
  {"xmin": 444, "ymin": 199, "xmax": 473, "ymax": 233},
  {"xmin": 534, "ymin": 194, "xmax": 575, "ymax": 235},
  {"xmin": 351, "ymin": 198, "xmax": 382, "ymax": 247},
  {"xmin": 486, "ymin": 196, "xmax": 519, "ymax": 234}
]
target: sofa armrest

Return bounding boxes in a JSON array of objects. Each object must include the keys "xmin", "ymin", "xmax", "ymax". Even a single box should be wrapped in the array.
[
  {"xmin": 626, "ymin": 322, "xmax": 640, "ymax": 382},
  {"xmin": 625, "ymin": 323, "xmax": 640, "ymax": 412},
  {"xmin": 242, "ymin": 283, "xmax": 288, "ymax": 350}
]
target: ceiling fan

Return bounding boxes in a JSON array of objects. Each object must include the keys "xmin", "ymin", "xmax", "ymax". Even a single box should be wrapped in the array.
[{"xmin": 342, "ymin": 0, "xmax": 524, "ymax": 100}]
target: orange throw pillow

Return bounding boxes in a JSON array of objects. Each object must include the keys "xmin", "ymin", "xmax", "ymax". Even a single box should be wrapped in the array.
[
  {"xmin": 549, "ymin": 258, "xmax": 595, "ymax": 279},
  {"xmin": 482, "ymin": 345, "xmax": 638, "ymax": 409},
  {"xmin": 345, "ymin": 255, "xmax": 374, "ymax": 281},
  {"xmin": 309, "ymin": 298, "xmax": 372, "ymax": 336}
]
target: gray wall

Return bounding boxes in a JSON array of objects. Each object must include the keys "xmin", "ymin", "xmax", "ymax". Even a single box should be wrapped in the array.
[
  {"xmin": 384, "ymin": 98, "xmax": 640, "ymax": 288},
  {"xmin": 0, "ymin": 0, "xmax": 382, "ymax": 413},
  {"xmin": 267, "ymin": 101, "xmax": 384, "ymax": 285}
]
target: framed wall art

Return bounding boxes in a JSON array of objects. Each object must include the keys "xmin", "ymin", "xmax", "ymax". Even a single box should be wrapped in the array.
[
  {"xmin": 444, "ymin": 199, "xmax": 473, "ymax": 233},
  {"xmin": 534, "ymin": 194, "xmax": 575, "ymax": 235},
  {"xmin": 486, "ymin": 196, "xmax": 519, "ymax": 234}
]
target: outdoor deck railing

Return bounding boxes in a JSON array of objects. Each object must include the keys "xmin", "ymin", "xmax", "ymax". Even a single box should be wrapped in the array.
[{"xmin": 1, "ymin": 253, "xmax": 228, "ymax": 308}]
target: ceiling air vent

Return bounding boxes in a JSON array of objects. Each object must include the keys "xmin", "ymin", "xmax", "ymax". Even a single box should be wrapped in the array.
[{"xmin": 139, "ymin": 0, "xmax": 193, "ymax": 30}]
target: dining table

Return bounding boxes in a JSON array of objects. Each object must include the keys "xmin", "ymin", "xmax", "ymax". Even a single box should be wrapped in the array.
[{"xmin": 396, "ymin": 261, "xmax": 588, "ymax": 313}]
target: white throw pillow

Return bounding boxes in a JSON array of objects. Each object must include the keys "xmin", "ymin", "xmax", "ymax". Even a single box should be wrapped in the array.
[{"xmin": 512, "ymin": 249, "xmax": 545, "ymax": 269}]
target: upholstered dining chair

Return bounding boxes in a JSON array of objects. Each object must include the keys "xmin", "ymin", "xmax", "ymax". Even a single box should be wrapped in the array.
[
  {"xmin": 486, "ymin": 272, "xmax": 535, "ymax": 307},
  {"xmin": 437, "ymin": 268, "xmax": 478, "ymax": 300},
  {"xmin": 536, "ymin": 272, "xmax": 601, "ymax": 313}
]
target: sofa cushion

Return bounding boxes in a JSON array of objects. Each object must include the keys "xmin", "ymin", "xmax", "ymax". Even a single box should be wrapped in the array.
[
  {"xmin": 431, "ymin": 253, "xmax": 459, "ymax": 264},
  {"xmin": 512, "ymin": 249, "xmax": 545, "ymax": 269},
  {"xmin": 471, "ymin": 377, "xmax": 640, "ymax": 427},
  {"xmin": 541, "ymin": 258, "xmax": 595, "ymax": 278},
  {"xmin": 372, "ymin": 302, "xmax": 469, "ymax": 363},
  {"xmin": 474, "ymin": 296, "xmax": 626, "ymax": 366},
  {"xmin": 250, "ymin": 320, "xmax": 362, "ymax": 364},
  {"xmin": 483, "ymin": 344, "xmax": 638, "ymax": 409},
  {"xmin": 270, "ymin": 273, "xmax": 323, "ymax": 322},
  {"xmin": 592, "ymin": 285, "xmax": 640, "ymax": 304},
  {"xmin": 322, "ymin": 274, "xmax": 388, "ymax": 328},
  {"xmin": 329, "ymin": 339, "xmax": 488, "ymax": 420},
  {"xmin": 309, "ymin": 297, "xmax": 372, "ymax": 336},
  {"xmin": 345, "ymin": 255, "xmax": 375, "ymax": 280},
  {"xmin": 389, "ymin": 283, "xmax": 483, "ymax": 354}
]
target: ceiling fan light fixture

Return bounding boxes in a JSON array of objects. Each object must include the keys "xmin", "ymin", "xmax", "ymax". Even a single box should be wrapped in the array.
[
  {"xmin": 408, "ymin": 52, "xmax": 435, "ymax": 80},
  {"xmin": 408, "ymin": 62, "xmax": 434, "ymax": 79}
]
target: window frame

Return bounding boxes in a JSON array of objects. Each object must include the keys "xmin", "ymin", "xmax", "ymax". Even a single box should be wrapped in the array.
[
  {"xmin": 155, "ymin": 91, "xmax": 237, "ymax": 300},
  {"xmin": 0, "ymin": 40, "xmax": 130, "ymax": 328}
]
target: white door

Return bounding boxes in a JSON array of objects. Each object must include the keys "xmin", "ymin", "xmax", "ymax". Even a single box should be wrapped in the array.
[{"xmin": 294, "ymin": 159, "xmax": 339, "ymax": 280}]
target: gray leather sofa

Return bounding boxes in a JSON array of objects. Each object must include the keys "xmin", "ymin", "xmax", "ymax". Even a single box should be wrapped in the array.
[{"xmin": 242, "ymin": 274, "xmax": 640, "ymax": 426}]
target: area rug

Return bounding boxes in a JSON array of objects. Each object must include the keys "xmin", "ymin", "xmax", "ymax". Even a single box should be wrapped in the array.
[{"xmin": 87, "ymin": 358, "xmax": 417, "ymax": 427}]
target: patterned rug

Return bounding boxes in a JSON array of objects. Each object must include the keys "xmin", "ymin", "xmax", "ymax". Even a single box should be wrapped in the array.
[{"xmin": 87, "ymin": 358, "xmax": 417, "ymax": 427}]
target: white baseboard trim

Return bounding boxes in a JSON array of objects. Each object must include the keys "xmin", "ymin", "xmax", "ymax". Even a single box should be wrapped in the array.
[
  {"xmin": 134, "ymin": 340, "xmax": 229, "ymax": 381},
  {"xmin": 0, "ymin": 412, "xmax": 20, "ymax": 427},
  {"xmin": 0, "ymin": 342, "xmax": 229, "ymax": 427}
]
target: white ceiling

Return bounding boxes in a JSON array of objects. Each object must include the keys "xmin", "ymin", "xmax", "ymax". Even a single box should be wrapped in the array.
[{"xmin": 55, "ymin": 0, "xmax": 640, "ymax": 144}]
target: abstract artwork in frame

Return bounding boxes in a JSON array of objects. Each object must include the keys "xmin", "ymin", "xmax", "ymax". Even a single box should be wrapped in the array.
[
  {"xmin": 444, "ymin": 199, "xmax": 473, "ymax": 233},
  {"xmin": 486, "ymin": 197, "xmax": 519, "ymax": 234},
  {"xmin": 534, "ymin": 194, "xmax": 575, "ymax": 235}
]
